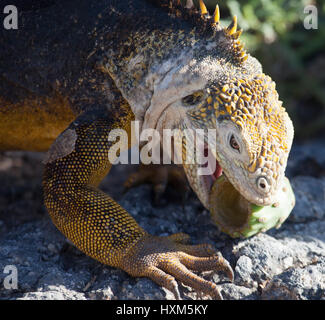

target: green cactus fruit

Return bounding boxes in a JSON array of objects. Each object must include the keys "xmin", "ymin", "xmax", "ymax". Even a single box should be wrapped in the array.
[{"xmin": 209, "ymin": 176, "xmax": 295, "ymax": 238}]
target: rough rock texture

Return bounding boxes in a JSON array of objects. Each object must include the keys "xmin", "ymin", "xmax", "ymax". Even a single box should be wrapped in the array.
[{"xmin": 0, "ymin": 140, "xmax": 324, "ymax": 300}]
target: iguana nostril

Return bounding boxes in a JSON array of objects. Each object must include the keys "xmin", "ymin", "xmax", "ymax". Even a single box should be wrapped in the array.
[{"xmin": 257, "ymin": 177, "xmax": 270, "ymax": 192}]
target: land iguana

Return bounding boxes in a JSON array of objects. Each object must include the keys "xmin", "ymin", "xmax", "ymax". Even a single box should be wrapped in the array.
[{"xmin": 0, "ymin": 0, "xmax": 294, "ymax": 299}]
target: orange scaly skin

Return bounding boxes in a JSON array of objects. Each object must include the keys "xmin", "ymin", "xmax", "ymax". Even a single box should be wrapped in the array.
[{"xmin": 0, "ymin": 0, "xmax": 293, "ymax": 299}]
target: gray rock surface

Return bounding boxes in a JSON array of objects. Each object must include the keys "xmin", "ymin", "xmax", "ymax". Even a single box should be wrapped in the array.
[{"xmin": 0, "ymin": 140, "xmax": 324, "ymax": 300}]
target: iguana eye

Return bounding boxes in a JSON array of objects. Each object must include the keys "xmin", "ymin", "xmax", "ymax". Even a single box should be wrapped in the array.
[
  {"xmin": 182, "ymin": 91, "xmax": 204, "ymax": 106},
  {"xmin": 230, "ymin": 135, "xmax": 240, "ymax": 152}
]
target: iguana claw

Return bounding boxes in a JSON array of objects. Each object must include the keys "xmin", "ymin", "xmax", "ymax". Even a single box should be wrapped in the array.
[{"xmin": 118, "ymin": 234, "xmax": 233, "ymax": 299}]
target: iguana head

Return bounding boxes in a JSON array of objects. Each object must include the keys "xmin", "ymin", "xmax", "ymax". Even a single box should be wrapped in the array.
[
  {"xmin": 104, "ymin": 0, "xmax": 294, "ymax": 209},
  {"xmin": 147, "ymin": 1, "xmax": 294, "ymax": 208},
  {"xmin": 181, "ymin": 72, "xmax": 294, "ymax": 209}
]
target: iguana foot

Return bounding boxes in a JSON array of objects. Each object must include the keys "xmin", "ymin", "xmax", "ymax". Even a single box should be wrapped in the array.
[
  {"xmin": 123, "ymin": 164, "xmax": 190, "ymax": 206},
  {"xmin": 119, "ymin": 233, "xmax": 233, "ymax": 300}
]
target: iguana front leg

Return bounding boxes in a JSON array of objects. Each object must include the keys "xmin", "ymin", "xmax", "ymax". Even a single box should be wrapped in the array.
[{"xmin": 43, "ymin": 103, "xmax": 233, "ymax": 300}]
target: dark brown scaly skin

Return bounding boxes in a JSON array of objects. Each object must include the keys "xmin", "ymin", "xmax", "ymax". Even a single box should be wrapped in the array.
[{"xmin": 0, "ymin": 0, "xmax": 235, "ymax": 299}]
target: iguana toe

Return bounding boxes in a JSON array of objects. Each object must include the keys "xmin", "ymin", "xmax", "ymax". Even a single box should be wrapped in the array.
[
  {"xmin": 144, "ymin": 266, "xmax": 181, "ymax": 300},
  {"xmin": 167, "ymin": 232, "xmax": 191, "ymax": 244},
  {"xmin": 161, "ymin": 261, "xmax": 223, "ymax": 300},
  {"xmin": 119, "ymin": 234, "xmax": 232, "ymax": 299},
  {"xmin": 175, "ymin": 242, "xmax": 218, "ymax": 257}
]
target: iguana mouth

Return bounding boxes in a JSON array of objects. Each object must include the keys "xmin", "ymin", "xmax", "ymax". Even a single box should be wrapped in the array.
[
  {"xmin": 213, "ymin": 159, "xmax": 223, "ymax": 180},
  {"xmin": 198, "ymin": 146, "xmax": 246, "ymax": 209},
  {"xmin": 204, "ymin": 160, "xmax": 223, "ymax": 194},
  {"xmin": 196, "ymin": 147, "xmax": 224, "ymax": 208}
]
